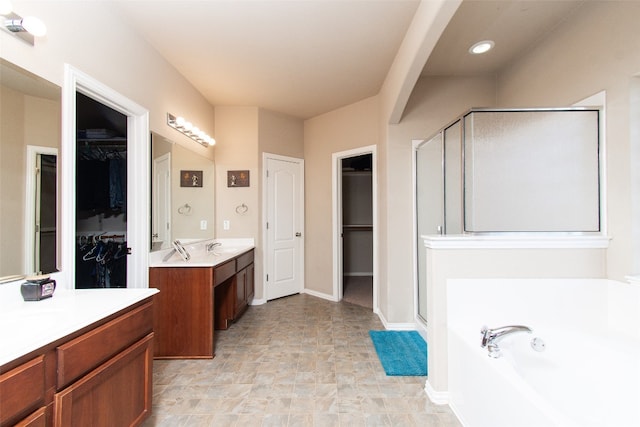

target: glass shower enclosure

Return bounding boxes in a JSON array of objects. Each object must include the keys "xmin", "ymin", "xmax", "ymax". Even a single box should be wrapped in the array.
[{"xmin": 415, "ymin": 108, "xmax": 601, "ymax": 322}]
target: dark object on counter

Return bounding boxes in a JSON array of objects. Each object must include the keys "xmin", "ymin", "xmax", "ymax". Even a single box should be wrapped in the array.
[{"xmin": 21, "ymin": 275, "xmax": 56, "ymax": 301}]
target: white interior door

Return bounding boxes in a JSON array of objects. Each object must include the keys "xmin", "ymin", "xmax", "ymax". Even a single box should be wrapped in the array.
[
  {"xmin": 152, "ymin": 153, "xmax": 171, "ymax": 249},
  {"xmin": 265, "ymin": 155, "xmax": 304, "ymax": 300}
]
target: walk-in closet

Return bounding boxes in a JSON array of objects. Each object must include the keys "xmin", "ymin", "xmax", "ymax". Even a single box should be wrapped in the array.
[
  {"xmin": 75, "ymin": 93, "xmax": 128, "ymax": 288},
  {"xmin": 341, "ymin": 153, "xmax": 373, "ymax": 308}
]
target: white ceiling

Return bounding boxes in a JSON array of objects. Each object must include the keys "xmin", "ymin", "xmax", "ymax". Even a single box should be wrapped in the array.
[
  {"xmin": 113, "ymin": 0, "xmax": 420, "ymax": 119},
  {"xmin": 422, "ymin": 0, "xmax": 585, "ymax": 77},
  {"xmin": 112, "ymin": 0, "xmax": 586, "ymax": 120}
]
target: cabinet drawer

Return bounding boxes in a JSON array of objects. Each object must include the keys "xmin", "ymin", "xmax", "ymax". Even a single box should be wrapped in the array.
[
  {"xmin": 14, "ymin": 406, "xmax": 46, "ymax": 427},
  {"xmin": 214, "ymin": 260, "xmax": 236, "ymax": 286},
  {"xmin": 54, "ymin": 334, "xmax": 153, "ymax": 427},
  {"xmin": 56, "ymin": 302, "xmax": 153, "ymax": 389},
  {"xmin": 236, "ymin": 250, "xmax": 254, "ymax": 271},
  {"xmin": 0, "ymin": 355, "xmax": 45, "ymax": 426}
]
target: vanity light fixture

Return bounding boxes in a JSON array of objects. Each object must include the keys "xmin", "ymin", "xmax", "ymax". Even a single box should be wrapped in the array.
[
  {"xmin": 167, "ymin": 113, "xmax": 215, "ymax": 148},
  {"xmin": 1, "ymin": 0, "xmax": 47, "ymax": 45},
  {"xmin": 469, "ymin": 40, "xmax": 495, "ymax": 55}
]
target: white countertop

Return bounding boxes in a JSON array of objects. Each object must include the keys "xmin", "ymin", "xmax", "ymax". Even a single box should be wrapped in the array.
[
  {"xmin": 0, "ymin": 282, "xmax": 158, "ymax": 367},
  {"xmin": 148, "ymin": 238, "xmax": 255, "ymax": 268}
]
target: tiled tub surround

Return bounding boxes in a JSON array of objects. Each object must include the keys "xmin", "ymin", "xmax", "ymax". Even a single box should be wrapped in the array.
[
  {"xmin": 447, "ymin": 278, "xmax": 640, "ymax": 427},
  {"xmin": 143, "ymin": 294, "xmax": 462, "ymax": 426}
]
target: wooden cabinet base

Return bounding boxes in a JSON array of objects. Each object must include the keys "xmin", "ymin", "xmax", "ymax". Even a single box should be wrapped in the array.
[
  {"xmin": 53, "ymin": 334, "xmax": 153, "ymax": 427},
  {"xmin": 150, "ymin": 249, "xmax": 255, "ymax": 358},
  {"xmin": 14, "ymin": 406, "xmax": 46, "ymax": 427},
  {"xmin": 0, "ymin": 355, "xmax": 45, "ymax": 426},
  {"xmin": 0, "ymin": 297, "xmax": 155, "ymax": 427},
  {"xmin": 150, "ymin": 267, "xmax": 214, "ymax": 358}
]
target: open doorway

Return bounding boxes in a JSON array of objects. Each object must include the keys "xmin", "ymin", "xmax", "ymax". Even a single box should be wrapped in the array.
[
  {"xmin": 61, "ymin": 65, "xmax": 150, "ymax": 290},
  {"xmin": 332, "ymin": 145, "xmax": 377, "ymax": 311},
  {"xmin": 341, "ymin": 154, "xmax": 373, "ymax": 308},
  {"xmin": 75, "ymin": 93, "xmax": 127, "ymax": 288}
]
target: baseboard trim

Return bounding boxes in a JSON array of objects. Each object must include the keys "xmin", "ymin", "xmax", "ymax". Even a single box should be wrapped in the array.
[
  {"xmin": 302, "ymin": 288, "xmax": 339, "ymax": 302},
  {"xmin": 376, "ymin": 310, "xmax": 416, "ymax": 331},
  {"xmin": 424, "ymin": 380, "xmax": 449, "ymax": 405}
]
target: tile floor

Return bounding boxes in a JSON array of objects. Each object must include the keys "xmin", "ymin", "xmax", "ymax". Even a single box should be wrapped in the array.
[
  {"xmin": 143, "ymin": 293, "xmax": 462, "ymax": 427},
  {"xmin": 342, "ymin": 276, "xmax": 373, "ymax": 309}
]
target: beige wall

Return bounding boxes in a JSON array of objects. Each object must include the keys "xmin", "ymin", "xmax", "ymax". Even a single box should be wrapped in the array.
[
  {"xmin": 0, "ymin": 85, "xmax": 26, "ymax": 276},
  {"xmin": 407, "ymin": 1, "xmax": 640, "ymax": 394},
  {"xmin": 258, "ymin": 110, "xmax": 305, "ymax": 159},
  {"xmin": 257, "ymin": 109, "xmax": 304, "ymax": 301},
  {"xmin": 493, "ymin": 1, "xmax": 640, "ymax": 281},
  {"xmin": 213, "ymin": 106, "xmax": 303, "ymax": 301},
  {"xmin": 303, "ymin": 96, "xmax": 380, "ymax": 297},
  {"xmin": 151, "ymin": 136, "xmax": 216, "ymax": 244},
  {"xmin": 171, "ymin": 145, "xmax": 215, "ymax": 241},
  {"xmin": 0, "ymin": 85, "xmax": 60, "ymax": 277},
  {"xmin": 377, "ymin": 76, "xmax": 495, "ymax": 322},
  {"xmin": 0, "ymin": 1, "xmax": 215, "ymax": 160},
  {"xmin": 214, "ymin": 107, "xmax": 260, "ymax": 241}
]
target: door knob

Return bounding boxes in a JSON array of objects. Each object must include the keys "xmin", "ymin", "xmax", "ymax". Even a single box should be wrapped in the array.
[{"xmin": 295, "ymin": 232, "xmax": 302, "ymax": 237}]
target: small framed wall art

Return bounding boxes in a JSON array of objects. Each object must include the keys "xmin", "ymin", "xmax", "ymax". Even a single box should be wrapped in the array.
[
  {"xmin": 227, "ymin": 170, "xmax": 250, "ymax": 187},
  {"xmin": 180, "ymin": 170, "xmax": 203, "ymax": 187}
]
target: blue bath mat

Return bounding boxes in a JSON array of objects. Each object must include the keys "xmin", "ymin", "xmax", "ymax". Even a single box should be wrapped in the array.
[{"xmin": 369, "ymin": 330, "xmax": 427, "ymax": 376}]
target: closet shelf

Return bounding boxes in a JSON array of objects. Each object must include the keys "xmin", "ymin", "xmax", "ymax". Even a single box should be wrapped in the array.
[
  {"xmin": 77, "ymin": 138, "xmax": 127, "ymax": 145},
  {"xmin": 343, "ymin": 225, "xmax": 373, "ymax": 231}
]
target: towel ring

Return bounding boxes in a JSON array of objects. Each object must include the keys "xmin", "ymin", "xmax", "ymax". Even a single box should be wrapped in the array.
[
  {"xmin": 235, "ymin": 203, "xmax": 248, "ymax": 215},
  {"xmin": 178, "ymin": 203, "xmax": 192, "ymax": 215}
]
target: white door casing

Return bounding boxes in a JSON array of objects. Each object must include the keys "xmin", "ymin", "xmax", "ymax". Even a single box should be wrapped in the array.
[
  {"xmin": 24, "ymin": 145, "xmax": 58, "ymax": 275},
  {"xmin": 332, "ymin": 145, "xmax": 378, "ymax": 311},
  {"xmin": 264, "ymin": 154, "xmax": 304, "ymax": 300},
  {"xmin": 62, "ymin": 64, "xmax": 149, "ymax": 290},
  {"xmin": 152, "ymin": 153, "xmax": 171, "ymax": 249}
]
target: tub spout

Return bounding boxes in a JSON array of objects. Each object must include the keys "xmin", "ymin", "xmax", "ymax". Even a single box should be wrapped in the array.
[{"xmin": 480, "ymin": 325, "xmax": 532, "ymax": 358}]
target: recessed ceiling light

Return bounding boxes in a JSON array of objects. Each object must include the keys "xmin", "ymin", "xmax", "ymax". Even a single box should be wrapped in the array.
[{"xmin": 469, "ymin": 40, "xmax": 495, "ymax": 55}]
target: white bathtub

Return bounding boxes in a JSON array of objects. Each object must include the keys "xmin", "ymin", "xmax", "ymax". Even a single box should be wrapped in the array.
[{"xmin": 447, "ymin": 278, "xmax": 640, "ymax": 427}]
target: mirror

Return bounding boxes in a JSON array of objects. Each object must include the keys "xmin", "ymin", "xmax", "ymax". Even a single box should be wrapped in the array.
[
  {"xmin": 0, "ymin": 59, "xmax": 61, "ymax": 282},
  {"xmin": 150, "ymin": 132, "xmax": 215, "ymax": 251}
]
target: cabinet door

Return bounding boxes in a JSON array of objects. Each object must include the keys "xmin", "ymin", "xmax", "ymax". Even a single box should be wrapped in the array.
[
  {"xmin": 0, "ymin": 355, "xmax": 45, "ymax": 426},
  {"xmin": 14, "ymin": 406, "xmax": 46, "ymax": 427},
  {"xmin": 235, "ymin": 268, "xmax": 247, "ymax": 317},
  {"xmin": 246, "ymin": 263, "xmax": 254, "ymax": 302},
  {"xmin": 54, "ymin": 334, "xmax": 153, "ymax": 427}
]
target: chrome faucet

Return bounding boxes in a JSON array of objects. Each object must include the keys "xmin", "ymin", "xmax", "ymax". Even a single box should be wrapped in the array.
[
  {"xmin": 206, "ymin": 242, "xmax": 222, "ymax": 252},
  {"xmin": 172, "ymin": 240, "xmax": 191, "ymax": 261},
  {"xmin": 481, "ymin": 325, "xmax": 532, "ymax": 358}
]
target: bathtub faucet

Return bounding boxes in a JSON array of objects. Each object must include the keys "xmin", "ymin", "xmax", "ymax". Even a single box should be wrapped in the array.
[{"xmin": 480, "ymin": 325, "xmax": 532, "ymax": 358}]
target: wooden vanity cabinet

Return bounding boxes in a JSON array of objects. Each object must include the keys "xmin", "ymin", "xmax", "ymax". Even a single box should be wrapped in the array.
[
  {"xmin": 53, "ymin": 302, "xmax": 154, "ymax": 426},
  {"xmin": 0, "ymin": 298, "xmax": 154, "ymax": 427},
  {"xmin": 234, "ymin": 250, "xmax": 255, "ymax": 320},
  {"xmin": 150, "ymin": 249, "xmax": 255, "ymax": 359},
  {"xmin": 149, "ymin": 267, "xmax": 215, "ymax": 358},
  {"xmin": 0, "ymin": 355, "xmax": 47, "ymax": 427},
  {"xmin": 14, "ymin": 407, "xmax": 46, "ymax": 427}
]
